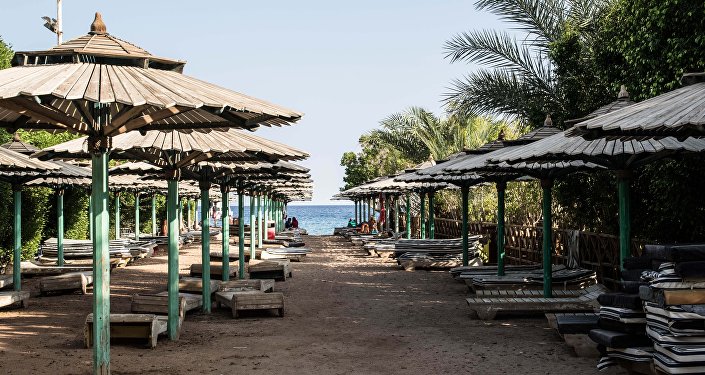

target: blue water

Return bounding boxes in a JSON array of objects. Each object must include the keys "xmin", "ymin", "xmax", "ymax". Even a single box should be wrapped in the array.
[{"xmin": 198, "ymin": 204, "xmax": 354, "ymax": 235}]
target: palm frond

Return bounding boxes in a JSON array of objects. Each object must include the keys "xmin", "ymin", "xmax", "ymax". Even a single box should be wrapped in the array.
[{"xmin": 475, "ymin": 0, "xmax": 566, "ymax": 48}]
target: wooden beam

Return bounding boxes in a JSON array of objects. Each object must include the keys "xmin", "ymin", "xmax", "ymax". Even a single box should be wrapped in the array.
[
  {"xmin": 105, "ymin": 106, "xmax": 192, "ymax": 135},
  {"xmin": 1, "ymin": 98, "xmax": 81, "ymax": 130},
  {"xmin": 110, "ymin": 105, "xmax": 149, "ymax": 129}
]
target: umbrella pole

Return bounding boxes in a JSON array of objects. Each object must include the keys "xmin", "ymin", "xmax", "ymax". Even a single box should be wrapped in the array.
[
  {"xmin": 250, "ymin": 194, "xmax": 256, "ymax": 261},
  {"xmin": 617, "ymin": 170, "xmax": 632, "ymax": 271},
  {"xmin": 114, "ymin": 192, "xmax": 120, "ymax": 239},
  {"xmin": 134, "ymin": 192, "xmax": 140, "ymax": 241},
  {"xmin": 186, "ymin": 198, "xmax": 191, "ymax": 231},
  {"xmin": 238, "ymin": 191, "xmax": 245, "ymax": 279},
  {"xmin": 13, "ymin": 186, "xmax": 21, "ymax": 291},
  {"xmin": 57, "ymin": 189, "xmax": 65, "ymax": 267},
  {"xmin": 394, "ymin": 196, "xmax": 400, "ymax": 233},
  {"xmin": 166, "ymin": 177, "xmax": 180, "ymax": 339},
  {"xmin": 263, "ymin": 195, "xmax": 268, "ymax": 240},
  {"xmin": 200, "ymin": 183, "xmax": 211, "ymax": 313},
  {"xmin": 429, "ymin": 192, "xmax": 435, "ymax": 239},
  {"xmin": 541, "ymin": 179, "xmax": 553, "ymax": 298},
  {"xmin": 89, "ymin": 193, "xmax": 93, "ymax": 241},
  {"xmin": 405, "ymin": 194, "xmax": 411, "ymax": 239},
  {"xmin": 497, "ymin": 182, "xmax": 506, "ymax": 276},
  {"xmin": 256, "ymin": 195, "xmax": 263, "ymax": 248},
  {"xmin": 151, "ymin": 194, "xmax": 157, "ymax": 236},
  {"xmin": 420, "ymin": 192, "xmax": 426, "ymax": 239},
  {"xmin": 462, "ymin": 185, "xmax": 469, "ymax": 267},
  {"xmin": 91, "ymin": 148, "xmax": 110, "ymax": 374},
  {"xmin": 221, "ymin": 186, "xmax": 230, "ymax": 281}
]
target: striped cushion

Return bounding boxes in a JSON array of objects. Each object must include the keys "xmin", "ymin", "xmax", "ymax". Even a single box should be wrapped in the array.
[
  {"xmin": 600, "ymin": 306, "xmax": 646, "ymax": 324},
  {"xmin": 655, "ymin": 342, "xmax": 705, "ymax": 363},
  {"xmin": 654, "ymin": 351, "xmax": 705, "ymax": 374},
  {"xmin": 647, "ymin": 326, "xmax": 705, "ymax": 346}
]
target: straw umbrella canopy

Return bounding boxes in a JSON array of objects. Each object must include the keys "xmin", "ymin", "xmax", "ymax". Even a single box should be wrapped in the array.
[
  {"xmin": 492, "ymin": 88, "xmax": 705, "ymax": 274},
  {"xmin": 1, "ymin": 13, "xmax": 302, "ymax": 371},
  {"xmin": 36, "ymin": 129, "xmax": 308, "ymax": 332},
  {"xmin": 569, "ymin": 74, "xmax": 705, "ymax": 139}
]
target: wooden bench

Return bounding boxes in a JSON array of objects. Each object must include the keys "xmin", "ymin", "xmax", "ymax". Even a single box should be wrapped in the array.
[
  {"xmin": 0, "ymin": 275, "xmax": 12, "ymax": 290},
  {"xmin": 39, "ymin": 272, "xmax": 93, "ymax": 295},
  {"xmin": 178, "ymin": 277, "xmax": 221, "ymax": 295},
  {"xmin": 0, "ymin": 291, "xmax": 29, "ymax": 309},
  {"xmin": 215, "ymin": 290, "xmax": 284, "ymax": 318},
  {"xmin": 21, "ymin": 261, "xmax": 93, "ymax": 276},
  {"xmin": 545, "ymin": 312, "xmax": 600, "ymax": 357},
  {"xmin": 220, "ymin": 279, "xmax": 275, "ymax": 293},
  {"xmin": 248, "ymin": 260, "xmax": 291, "ymax": 281},
  {"xmin": 189, "ymin": 263, "xmax": 237, "ymax": 279},
  {"xmin": 475, "ymin": 289, "xmax": 584, "ymax": 298},
  {"xmin": 84, "ymin": 313, "xmax": 167, "ymax": 348},
  {"xmin": 466, "ymin": 284, "xmax": 608, "ymax": 320}
]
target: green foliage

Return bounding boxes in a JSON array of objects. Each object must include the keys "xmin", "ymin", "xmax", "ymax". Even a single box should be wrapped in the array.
[{"xmin": 0, "ymin": 36, "xmax": 11, "ymax": 69}]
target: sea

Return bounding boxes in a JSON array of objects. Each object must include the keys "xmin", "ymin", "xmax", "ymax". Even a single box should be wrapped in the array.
[{"xmin": 200, "ymin": 204, "xmax": 354, "ymax": 235}]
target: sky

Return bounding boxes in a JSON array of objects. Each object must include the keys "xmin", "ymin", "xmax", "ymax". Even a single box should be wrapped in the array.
[{"xmin": 1, "ymin": 1, "xmax": 506, "ymax": 205}]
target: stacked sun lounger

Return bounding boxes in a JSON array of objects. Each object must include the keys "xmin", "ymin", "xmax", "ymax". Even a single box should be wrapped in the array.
[
  {"xmin": 450, "ymin": 264, "xmax": 540, "ymax": 279},
  {"xmin": 637, "ymin": 244, "xmax": 705, "ymax": 374},
  {"xmin": 39, "ymin": 238, "xmax": 157, "ymax": 260},
  {"xmin": 261, "ymin": 248, "xmax": 310, "ymax": 262},
  {"xmin": 465, "ymin": 265, "xmax": 596, "ymax": 292}
]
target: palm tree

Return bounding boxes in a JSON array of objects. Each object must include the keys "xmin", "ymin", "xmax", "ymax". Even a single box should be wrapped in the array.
[{"xmin": 444, "ymin": 0, "xmax": 609, "ymax": 127}]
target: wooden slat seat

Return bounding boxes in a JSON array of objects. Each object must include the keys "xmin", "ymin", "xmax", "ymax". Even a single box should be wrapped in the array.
[
  {"xmin": 215, "ymin": 290, "xmax": 284, "ymax": 318},
  {"xmin": 466, "ymin": 284, "xmax": 608, "ymax": 320},
  {"xmin": 0, "ymin": 274, "xmax": 12, "ymax": 289},
  {"xmin": 189, "ymin": 263, "xmax": 237, "ymax": 279},
  {"xmin": 248, "ymin": 259, "xmax": 291, "ymax": 281},
  {"xmin": 219, "ymin": 279, "xmax": 275, "ymax": 293},
  {"xmin": 474, "ymin": 288, "xmax": 584, "ymax": 298},
  {"xmin": 39, "ymin": 271, "xmax": 93, "ymax": 295},
  {"xmin": 178, "ymin": 276, "xmax": 221, "ymax": 294},
  {"xmin": 84, "ymin": 313, "xmax": 167, "ymax": 348},
  {"xmin": 0, "ymin": 291, "xmax": 29, "ymax": 309}
]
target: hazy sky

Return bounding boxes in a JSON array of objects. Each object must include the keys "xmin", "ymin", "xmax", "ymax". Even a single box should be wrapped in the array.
[{"xmin": 2, "ymin": 1, "xmax": 505, "ymax": 205}]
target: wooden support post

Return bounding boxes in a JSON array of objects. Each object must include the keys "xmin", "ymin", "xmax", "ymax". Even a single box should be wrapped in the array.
[
  {"xmin": 114, "ymin": 192, "xmax": 120, "ymax": 239},
  {"xmin": 178, "ymin": 197, "xmax": 183, "ymax": 233},
  {"xmin": 541, "ymin": 179, "xmax": 553, "ymax": 298},
  {"xmin": 57, "ymin": 189, "xmax": 65, "ymax": 267},
  {"xmin": 263, "ymin": 194, "xmax": 268, "ymax": 241},
  {"xmin": 405, "ymin": 194, "xmax": 411, "ymax": 239},
  {"xmin": 200, "ymin": 183, "xmax": 211, "ymax": 313},
  {"xmin": 354, "ymin": 200, "xmax": 358, "ymax": 225},
  {"xmin": 134, "ymin": 192, "xmax": 140, "ymax": 241},
  {"xmin": 394, "ymin": 196, "xmax": 400, "ymax": 233},
  {"xmin": 496, "ymin": 182, "xmax": 506, "ymax": 276},
  {"xmin": 238, "ymin": 191, "xmax": 245, "ymax": 280},
  {"xmin": 221, "ymin": 186, "xmax": 230, "ymax": 282},
  {"xmin": 167, "ymin": 178, "xmax": 180, "ymax": 339},
  {"xmin": 13, "ymin": 187, "xmax": 21, "ymax": 291},
  {"xmin": 256, "ymin": 195, "xmax": 263, "ymax": 248},
  {"xmin": 151, "ymin": 194, "xmax": 157, "ymax": 236},
  {"xmin": 617, "ymin": 170, "xmax": 632, "ymax": 271},
  {"xmin": 89, "ymin": 193, "xmax": 93, "ymax": 241},
  {"xmin": 428, "ymin": 191, "xmax": 436, "ymax": 240},
  {"xmin": 462, "ymin": 185, "xmax": 469, "ymax": 267},
  {"xmin": 186, "ymin": 198, "xmax": 191, "ymax": 231},
  {"xmin": 420, "ymin": 192, "xmax": 426, "ymax": 239},
  {"xmin": 384, "ymin": 194, "xmax": 390, "ymax": 232},
  {"xmin": 250, "ymin": 194, "xmax": 256, "ymax": 261},
  {"xmin": 91, "ymin": 148, "xmax": 110, "ymax": 374}
]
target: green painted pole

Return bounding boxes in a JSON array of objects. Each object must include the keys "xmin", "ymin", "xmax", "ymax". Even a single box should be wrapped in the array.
[
  {"xmin": 497, "ymin": 182, "xmax": 506, "ymax": 276},
  {"xmin": 394, "ymin": 196, "xmax": 399, "ymax": 233},
  {"xmin": 178, "ymin": 197, "xmax": 183, "ymax": 233},
  {"xmin": 167, "ymin": 178, "xmax": 180, "ymax": 339},
  {"xmin": 57, "ymin": 189, "xmax": 65, "ymax": 267},
  {"xmin": 200, "ymin": 183, "xmax": 211, "ymax": 313},
  {"xmin": 186, "ymin": 198, "xmax": 191, "ymax": 231},
  {"xmin": 221, "ymin": 187, "xmax": 230, "ymax": 281},
  {"xmin": 114, "ymin": 192, "xmax": 120, "ymax": 239},
  {"xmin": 263, "ymin": 194, "xmax": 268, "ymax": 241},
  {"xmin": 256, "ymin": 195, "xmax": 263, "ymax": 247},
  {"xmin": 405, "ymin": 194, "xmax": 411, "ymax": 239},
  {"xmin": 617, "ymin": 171, "xmax": 632, "ymax": 271},
  {"xmin": 461, "ymin": 185, "xmax": 469, "ymax": 266},
  {"xmin": 151, "ymin": 194, "xmax": 157, "ymax": 236},
  {"xmin": 238, "ymin": 192, "xmax": 245, "ymax": 279},
  {"xmin": 420, "ymin": 192, "xmax": 426, "ymax": 239},
  {"xmin": 384, "ymin": 194, "xmax": 390, "ymax": 232},
  {"xmin": 541, "ymin": 179, "xmax": 553, "ymax": 298},
  {"xmin": 134, "ymin": 192, "xmax": 140, "ymax": 241},
  {"xmin": 429, "ymin": 192, "xmax": 435, "ymax": 239},
  {"xmin": 354, "ymin": 200, "xmax": 358, "ymax": 225},
  {"xmin": 91, "ymin": 148, "xmax": 110, "ymax": 374},
  {"xmin": 250, "ymin": 194, "xmax": 256, "ymax": 261},
  {"xmin": 13, "ymin": 187, "xmax": 21, "ymax": 291}
]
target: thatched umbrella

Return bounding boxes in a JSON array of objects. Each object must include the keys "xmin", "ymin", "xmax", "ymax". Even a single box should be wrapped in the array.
[
  {"xmin": 1, "ymin": 13, "xmax": 302, "ymax": 370},
  {"xmin": 493, "ymin": 88, "xmax": 705, "ymax": 273}
]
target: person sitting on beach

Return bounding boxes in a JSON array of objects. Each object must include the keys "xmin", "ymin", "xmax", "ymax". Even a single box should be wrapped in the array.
[
  {"xmin": 368, "ymin": 216, "xmax": 377, "ymax": 233},
  {"xmin": 285, "ymin": 217, "xmax": 292, "ymax": 229},
  {"xmin": 291, "ymin": 217, "xmax": 299, "ymax": 229},
  {"xmin": 347, "ymin": 218, "xmax": 356, "ymax": 227},
  {"xmin": 360, "ymin": 221, "xmax": 369, "ymax": 234}
]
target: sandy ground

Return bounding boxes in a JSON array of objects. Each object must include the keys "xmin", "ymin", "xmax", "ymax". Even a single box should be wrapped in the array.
[{"xmin": 0, "ymin": 235, "xmax": 626, "ymax": 375}]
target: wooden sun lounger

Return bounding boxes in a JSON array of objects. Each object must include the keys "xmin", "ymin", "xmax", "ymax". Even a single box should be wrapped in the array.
[
  {"xmin": 248, "ymin": 259, "xmax": 291, "ymax": 281},
  {"xmin": 474, "ymin": 289, "xmax": 584, "ymax": 298},
  {"xmin": 39, "ymin": 271, "xmax": 93, "ymax": 295},
  {"xmin": 0, "ymin": 291, "xmax": 29, "ymax": 309},
  {"xmin": 0, "ymin": 274, "xmax": 12, "ymax": 289},
  {"xmin": 220, "ymin": 279, "xmax": 275, "ymax": 293},
  {"xmin": 21, "ymin": 261, "xmax": 93, "ymax": 276},
  {"xmin": 131, "ymin": 294, "xmax": 189, "ymax": 320},
  {"xmin": 189, "ymin": 263, "xmax": 237, "ymax": 279},
  {"xmin": 84, "ymin": 313, "xmax": 167, "ymax": 348},
  {"xmin": 466, "ymin": 284, "xmax": 608, "ymax": 320},
  {"xmin": 215, "ymin": 290, "xmax": 284, "ymax": 318},
  {"xmin": 178, "ymin": 277, "xmax": 221, "ymax": 295},
  {"xmin": 545, "ymin": 312, "xmax": 600, "ymax": 357}
]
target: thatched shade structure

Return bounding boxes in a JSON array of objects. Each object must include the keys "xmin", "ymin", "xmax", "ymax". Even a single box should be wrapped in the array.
[{"xmin": 3, "ymin": 14, "xmax": 303, "ymax": 369}]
